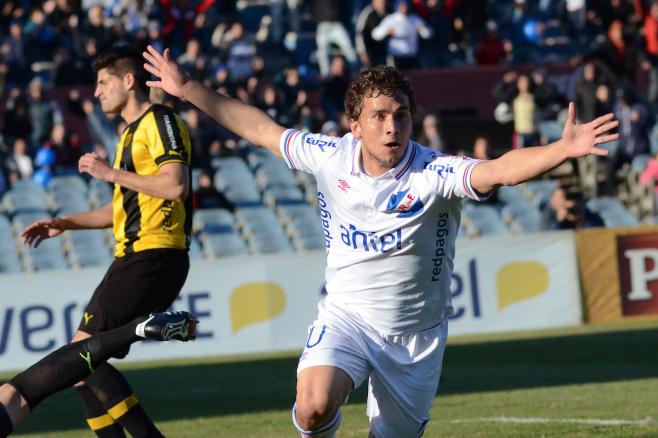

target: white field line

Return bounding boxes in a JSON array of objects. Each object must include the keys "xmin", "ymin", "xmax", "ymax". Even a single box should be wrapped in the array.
[{"xmin": 450, "ymin": 416, "xmax": 658, "ymax": 427}]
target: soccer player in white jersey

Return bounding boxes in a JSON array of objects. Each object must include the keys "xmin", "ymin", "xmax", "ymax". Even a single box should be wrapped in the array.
[{"xmin": 143, "ymin": 46, "xmax": 619, "ymax": 438}]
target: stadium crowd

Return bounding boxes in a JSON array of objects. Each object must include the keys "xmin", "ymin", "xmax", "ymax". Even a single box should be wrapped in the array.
[{"xmin": 0, "ymin": 0, "xmax": 656, "ymax": 243}]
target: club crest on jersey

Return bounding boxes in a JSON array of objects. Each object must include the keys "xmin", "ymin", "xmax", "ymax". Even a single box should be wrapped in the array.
[
  {"xmin": 386, "ymin": 189, "xmax": 424, "ymax": 218},
  {"xmin": 337, "ymin": 179, "xmax": 350, "ymax": 192}
]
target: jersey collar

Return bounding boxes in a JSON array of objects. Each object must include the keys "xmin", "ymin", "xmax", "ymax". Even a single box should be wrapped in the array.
[{"xmin": 351, "ymin": 139, "xmax": 417, "ymax": 180}]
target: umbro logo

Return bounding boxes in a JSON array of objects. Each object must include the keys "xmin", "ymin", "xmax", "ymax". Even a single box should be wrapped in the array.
[{"xmin": 337, "ymin": 179, "xmax": 350, "ymax": 193}]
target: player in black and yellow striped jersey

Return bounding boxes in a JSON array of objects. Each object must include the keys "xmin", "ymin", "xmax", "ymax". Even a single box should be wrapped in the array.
[
  {"xmin": 19, "ymin": 46, "xmax": 191, "ymax": 438},
  {"xmin": 112, "ymin": 102, "xmax": 192, "ymax": 257}
]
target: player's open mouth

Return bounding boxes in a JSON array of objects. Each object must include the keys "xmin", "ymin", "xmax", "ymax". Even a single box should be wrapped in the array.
[{"xmin": 385, "ymin": 142, "xmax": 401, "ymax": 149}]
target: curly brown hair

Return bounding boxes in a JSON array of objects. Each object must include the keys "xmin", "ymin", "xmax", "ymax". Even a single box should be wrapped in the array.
[
  {"xmin": 92, "ymin": 45, "xmax": 150, "ymax": 97},
  {"xmin": 344, "ymin": 66, "xmax": 416, "ymax": 121}
]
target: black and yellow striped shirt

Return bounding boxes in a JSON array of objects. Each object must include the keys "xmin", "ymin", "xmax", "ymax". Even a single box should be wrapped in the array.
[{"xmin": 112, "ymin": 104, "xmax": 192, "ymax": 257}]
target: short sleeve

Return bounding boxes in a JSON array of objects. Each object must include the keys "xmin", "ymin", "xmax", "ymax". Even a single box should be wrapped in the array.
[
  {"xmin": 423, "ymin": 154, "xmax": 489, "ymax": 201},
  {"xmin": 149, "ymin": 106, "xmax": 191, "ymax": 167},
  {"xmin": 279, "ymin": 129, "xmax": 340, "ymax": 176}
]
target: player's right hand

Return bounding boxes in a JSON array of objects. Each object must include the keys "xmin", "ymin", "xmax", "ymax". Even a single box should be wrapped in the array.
[
  {"xmin": 143, "ymin": 45, "xmax": 190, "ymax": 99},
  {"xmin": 19, "ymin": 218, "xmax": 65, "ymax": 248}
]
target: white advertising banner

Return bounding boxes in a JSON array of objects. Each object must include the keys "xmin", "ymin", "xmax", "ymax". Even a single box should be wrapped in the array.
[
  {"xmin": 0, "ymin": 253, "xmax": 327, "ymax": 372},
  {"xmin": 448, "ymin": 230, "xmax": 582, "ymax": 336},
  {"xmin": 0, "ymin": 231, "xmax": 582, "ymax": 372}
]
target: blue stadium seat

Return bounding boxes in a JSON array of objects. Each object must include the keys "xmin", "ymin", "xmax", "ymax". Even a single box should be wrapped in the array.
[
  {"xmin": 520, "ymin": 180, "xmax": 558, "ymax": 209},
  {"xmin": 191, "ymin": 168, "xmax": 204, "ymax": 193},
  {"xmin": 200, "ymin": 232, "xmax": 249, "ymax": 259},
  {"xmin": 88, "ymin": 179, "xmax": 114, "ymax": 207},
  {"xmin": 48, "ymin": 175, "xmax": 87, "ymax": 194},
  {"xmin": 2, "ymin": 189, "xmax": 50, "ymax": 215},
  {"xmin": 0, "ymin": 214, "xmax": 21, "ymax": 273},
  {"xmin": 462, "ymin": 204, "xmax": 510, "ymax": 237},
  {"xmin": 586, "ymin": 197, "xmax": 639, "ymax": 227},
  {"xmin": 188, "ymin": 236, "xmax": 204, "ymax": 260},
  {"xmin": 235, "ymin": 206, "xmax": 293, "ymax": 254},
  {"xmin": 21, "ymin": 238, "xmax": 68, "ymax": 272},
  {"xmin": 212, "ymin": 157, "xmax": 262, "ymax": 204},
  {"xmin": 193, "ymin": 208, "xmax": 236, "ymax": 234},
  {"xmin": 50, "ymin": 190, "xmax": 90, "ymax": 213},
  {"xmin": 538, "ymin": 120, "xmax": 563, "ymax": 143},
  {"xmin": 11, "ymin": 211, "xmax": 49, "ymax": 234},
  {"xmin": 262, "ymin": 185, "xmax": 305, "ymax": 207},
  {"xmin": 278, "ymin": 203, "xmax": 324, "ymax": 251},
  {"xmin": 497, "ymin": 186, "xmax": 530, "ymax": 205}
]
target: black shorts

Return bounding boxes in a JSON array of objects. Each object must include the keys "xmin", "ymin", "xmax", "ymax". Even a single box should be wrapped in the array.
[{"xmin": 79, "ymin": 248, "xmax": 189, "ymax": 336}]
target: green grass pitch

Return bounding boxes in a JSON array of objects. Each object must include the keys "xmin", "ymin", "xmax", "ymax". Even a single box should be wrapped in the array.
[{"xmin": 5, "ymin": 319, "xmax": 658, "ymax": 437}]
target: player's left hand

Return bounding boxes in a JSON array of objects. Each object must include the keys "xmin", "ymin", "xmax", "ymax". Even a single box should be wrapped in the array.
[
  {"xmin": 561, "ymin": 101, "xmax": 619, "ymax": 158},
  {"xmin": 79, "ymin": 152, "xmax": 115, "ymax": 182}
]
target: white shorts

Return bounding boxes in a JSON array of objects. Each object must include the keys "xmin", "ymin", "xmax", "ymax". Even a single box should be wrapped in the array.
[{"xmin": 297, "ymin": 298, "xmax": 448, "ymax": 438}]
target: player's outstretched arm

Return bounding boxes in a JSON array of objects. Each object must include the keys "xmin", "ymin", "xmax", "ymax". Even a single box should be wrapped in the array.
[
  {"xmin": 19, "ymin": 203, "xmax": 113, "ymax": 248},
  {"xmin": 470, "ymin": 102, "xmax": 619, "ymax": 194},
  {"xmin": 143, "ymin": 45, "xmax": 286, "ymax": 156}
]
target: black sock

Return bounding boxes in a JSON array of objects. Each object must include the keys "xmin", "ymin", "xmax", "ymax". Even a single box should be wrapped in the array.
[
  {"xmin": 76, "ymin": 385, "xmax": 126, "ymax": 438},
  {"xmin": 0, "ymin": 404, "xmax": 13, "ymax": 438},
  {"xmin": 86, "ymin": 363, "xmax": 164, "ymax": 438},
  {"xmin": 7, "ymin": 317, "xmax": 145, "ymax": 410}
]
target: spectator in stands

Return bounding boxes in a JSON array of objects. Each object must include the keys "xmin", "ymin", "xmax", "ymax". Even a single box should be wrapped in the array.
[
  {"xmin": 27, "ymin": 77, "xmax": 63, "ymax": 147},
  {"xmin": 594, "ymin": 83, "xmax": 615, "ymax": 118},
  {"xmin": 194, "ymin": 170, "xmax": 235, "ymax": 211},
  {"xmin": 612, "ymin": 88, "xmax": 651, "ymax": 172},
  {"xmin": 503, "ymin": 0, "xmax": 543, "ymax": 64},
  {"xmin": 160, "ymin": 0, "xmax": 217, "ymax": 56},
  {"xmin": 81, "ymin": 99, "xmax": 123, "ymax": 164},
  {"xmin": 531, "ymin": 68, "xmax": 563, "ymax": 120},
  {"xmin": 416, "ymin": 113, "xmax": 444, "ymax": 151},
  {"xmin": 310, "ymin": 0, "xmax": 358, "ymax": 77},
  {"xmin": 472, "ymin": 135, "xmax": 492, "ymax": 160},
  {"xmin": 44, "ymin": 123, "xmax": 80, "ymax": 169},
  {"xmin": 575, "ymin": 62, "xmax": 603, "ymax": 123},
  {"xmin": 372, "ymin": 0, "xmax": 433, "ymax": 71},
  {"xmin": 2, "ymin": 89, "xmax": 32, "ymax": 143},
  {"xmin": 83, "ymin": 5, "xmax": 111, "ymax": 51},
  {"xmin": 185, "ymin": 108, "xmax": 211, "ymax": 165},
  {"xmin": 587, "ymin": 20, "xmax": 651, "ymax": 89},
  {"xmin": 259, "ymin": 84, "xmax": 287, "ymax": 125},
  {"xmin": 31, "ymin": 143, "xmax": 56, "ymax": 188},
  {"xmin": 492, "ymin": 70, "xmax": 519, "ymax": 124},
  {"xmin": 543, "ymin": 186, "xmax": 604, "ymax": 229},
  {"xmin": 565, "ymin": 0, "xmax": 587, "ymax": 38},
  {"xmin": 208, "ymin": 138, "xmax": 238, "ymax": 159},
  {"xmin": 645, "ymin": 1, "xmax": 658, "ymax": 108},
  {"xmin": 270, "ymin": 0, "xmax": 301, "ymax": 44},
  {"xmin": 177, "ymin": 38, "xmax": 203, "ymax": 74},
  {"xmin": 322, "ymin": 55, "xmax": 351, "ymax": 123},
  {"xmin": 355, "ymin": 0, "xmax": 389, "ymax": 69},
  {"xmin": 1, "ymin": 19, "xmax": 28, "ymax": 88},
  {"xmin": 146, "ymin": 20, "xmax": 165, "ymax": 55},
  {"xmin": 222, "ymin": 21, "xmax": 257, "ymax": 85},
  {"xmin": 288, "ymin": 89, "xmax": 315, "ymax": 132},
  {"xmin": 4, "ymin": 137, "xmax": 33, "ymax": 182},
  {"xmin": 279, "ymin": 67, "xmax": 303, "ymax": 109},
  {"xmin": 512, "ymin": 74, "xmax": 541, "ymax": 148},
  {"xmin": 640, "ymin": 151, "xmax": 658, "ymax": 203},
  {"xmin": 23, "ymin": 7, "xmax": 57, "ymax": 69},
  {"xmin": 474, "ymin": 20, "xmax": 509, "ymax": 65}
]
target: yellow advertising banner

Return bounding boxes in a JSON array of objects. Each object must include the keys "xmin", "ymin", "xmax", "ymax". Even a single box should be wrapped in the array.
[{"xmin": 575, "ymin": 226, "xmax": 658, "ymax": 323}]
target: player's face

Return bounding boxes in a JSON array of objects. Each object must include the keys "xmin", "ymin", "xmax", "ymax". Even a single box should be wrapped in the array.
[
  {"xmin": 94, "ymin": 68, "xmax": 128, "ymax": 114},
  {"xmin": 351, "ymin": 92, "xmax": 412, "ymax": 176}
]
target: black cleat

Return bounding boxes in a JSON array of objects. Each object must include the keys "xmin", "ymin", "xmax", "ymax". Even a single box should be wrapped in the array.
[{"xmin": 136, "ymin": 311, "xmax": 198, "ymax": 341}]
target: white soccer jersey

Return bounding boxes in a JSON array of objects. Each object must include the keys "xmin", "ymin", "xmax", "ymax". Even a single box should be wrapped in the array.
[{"xmin": 280, "ymin": 129, "xmax": 486, "ymax": 335}]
